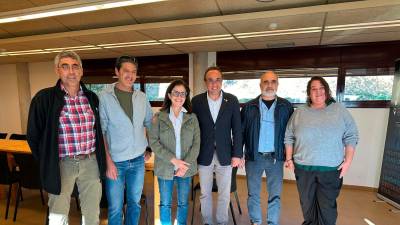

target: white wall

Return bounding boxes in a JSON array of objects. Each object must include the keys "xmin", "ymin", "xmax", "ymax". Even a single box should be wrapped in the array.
[
  {"xmin": 0, "ymin": 64, "xmax": 22, "ymax": 134},
  {"xmin": 29, "ymin": 61, "xmax": 58, "ymax": 97}
]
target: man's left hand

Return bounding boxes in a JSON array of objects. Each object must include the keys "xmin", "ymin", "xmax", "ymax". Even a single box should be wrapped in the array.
[{"xmin": 231, "ymin": 157, "xmax": 241, "ymax": 167}]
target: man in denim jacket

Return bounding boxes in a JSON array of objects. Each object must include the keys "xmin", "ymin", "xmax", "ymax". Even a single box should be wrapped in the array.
[{"xmin": 99, "ymin": 56, "xmax": 153, "ymax": 225}]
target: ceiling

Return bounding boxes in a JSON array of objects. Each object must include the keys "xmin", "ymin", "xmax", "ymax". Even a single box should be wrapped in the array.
[{"xmin": 0, "ymin": 0, "xmax": 399, "ymax": 64}]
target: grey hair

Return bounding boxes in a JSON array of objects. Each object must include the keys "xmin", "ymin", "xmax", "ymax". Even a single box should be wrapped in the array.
[{"xmin": 54, "ymin": 50, "xmax": 82, "ymax": 67}]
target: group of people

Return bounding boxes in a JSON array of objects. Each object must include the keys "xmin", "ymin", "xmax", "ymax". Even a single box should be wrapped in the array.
[{"xmin": 27, "ymin": 50, "xmax": 359, "ymax": 225}]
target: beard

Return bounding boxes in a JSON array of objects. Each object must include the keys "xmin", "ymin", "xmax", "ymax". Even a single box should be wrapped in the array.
[{"xmin": 262, "ymin": 89, "xmax": 276, "ymax": 98}]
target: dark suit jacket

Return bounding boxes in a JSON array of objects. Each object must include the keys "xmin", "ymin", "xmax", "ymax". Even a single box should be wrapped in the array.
[{"xmin": 192, "ymin": 91, "xmax": 243, "ymax": 166}]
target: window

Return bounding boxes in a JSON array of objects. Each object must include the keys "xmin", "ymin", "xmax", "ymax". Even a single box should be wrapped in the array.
[
  {"xmin": 222, "ymin": 68, "xmax": 338, "ymax": 104},
  {"xmin": 344, "ymin": 68, "xmax": 394, "ymax": 101},
  {"xmin": 145, "ymin": 83, "xmax": 170, "ymax": 101}
]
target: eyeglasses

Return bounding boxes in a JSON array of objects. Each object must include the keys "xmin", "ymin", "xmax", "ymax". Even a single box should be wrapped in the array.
[
  {"xmin": 59, "ymin": 63, "xmax": 81, "ymax": 72},
  {"xmin": 170, "ymin": 90, "xmax": 187, "ymax": 98}
]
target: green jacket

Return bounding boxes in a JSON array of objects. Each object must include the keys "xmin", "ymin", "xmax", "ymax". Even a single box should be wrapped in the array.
[{"xmin": 149, "ymin": 110, "xmax": 200, "ymax": 180}]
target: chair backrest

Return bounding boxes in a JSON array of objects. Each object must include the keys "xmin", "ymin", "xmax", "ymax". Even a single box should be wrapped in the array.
[
  {"xmin": 230, "ymin": 166, "xmax": 238, "ymax": 192},
  {"xmin": 0, "ymin": 132, "xmax": 7, "ymax": 139},
  {"xmin": 0, "ymin": 152, "xmax": 13, "ymax": 184},
  {"xmin": 9, "ymin": 134, "xmax": 27, "ymax": 140},
  {"xmin": 13, "ymin": 154, "xmax": 41, "ymax": 189}
]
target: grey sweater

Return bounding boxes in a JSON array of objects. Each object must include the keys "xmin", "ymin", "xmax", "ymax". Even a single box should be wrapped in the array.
[{"xmin": 284, "ymin": 103, "xmax": 359, "ymax": 167}]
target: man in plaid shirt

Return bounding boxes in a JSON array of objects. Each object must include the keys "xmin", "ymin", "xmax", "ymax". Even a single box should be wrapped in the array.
[{"xmin": 27, "ymin": 50, "xmax": 106, "ymax": 225}]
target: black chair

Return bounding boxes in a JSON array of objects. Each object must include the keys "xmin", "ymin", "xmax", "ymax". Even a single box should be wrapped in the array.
[
  {"xmin": 0, "ymin": 132, "xmax": 7, "ymax": 139},
  {"xmin": 12, "ymin": 153, "xmax": 45, "ymax": 221},
  {"xmin": 9, "ymin": 134, "xmax": 27, "ymax": 140},
  {"xmin": 0, "ymin": 152, "xmax": 20, "ymax": 219},
  {"xmin": 191, "ymin": 167, "xmax": 242, "ymax": 225}
]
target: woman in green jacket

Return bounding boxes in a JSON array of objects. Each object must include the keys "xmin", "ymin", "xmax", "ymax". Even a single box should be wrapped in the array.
[{"xmin": 149, "ymin": 79, "xmax": 200, "ymax": 225}]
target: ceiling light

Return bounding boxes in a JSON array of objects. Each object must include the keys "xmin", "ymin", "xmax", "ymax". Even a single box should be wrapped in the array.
[
  {"xmin": 164, "ymin": 37, "xmax": 234, "ymax": 45},
  {"xmin": 50, "ymin": 47, "xmax": 102, "ymax": 52},
  {"xmin": 102, "ymin": 42, "xmax": 162, "ymax": 48},
  {"xmin": 325, "ymin": 19, "xmax": 400, "ymax": 32},
  {"xmin": 235, "ymin": 27, "xmax": 321, "ymax": 39},
  {"xmin": 44, "ymin": 45, "xmax": 97, "ymax": 51},
  {"xmin": 160, "ymin": 34, "xmax": 232, "ymax": 43},
  {"xmin": 98, "ymin": 40, "xmax": 160, "ymax": 47},
  {"xmin": 0, "ymin": 0, "xmax": 166, "ymax": 24},
  {"xmin": 7, "ymin": 51, "xmax": 51, "ymax": 56}
]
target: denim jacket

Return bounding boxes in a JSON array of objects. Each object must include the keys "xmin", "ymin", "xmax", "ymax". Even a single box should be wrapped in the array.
[
  {"xmin": 99, "ymin": 83, "xmax": 153, "ymax": 162},
  {"xmin": 149, "ymin": 110, "xmax": 200, "ymax": 180}
]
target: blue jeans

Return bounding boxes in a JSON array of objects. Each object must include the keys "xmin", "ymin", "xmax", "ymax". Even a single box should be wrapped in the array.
[
  {"xmin": 105, "ymin": 155, "xmax": 145, "ymax": 225},
  {"xmin": 245, "ymin": 153, "xmax": 284, "ymax": 225},
  {"xmin": 158, "ymin": 176, "xmax": 192, "ymax": 225}
]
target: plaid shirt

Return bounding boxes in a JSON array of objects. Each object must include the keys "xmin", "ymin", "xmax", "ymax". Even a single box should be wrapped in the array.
[{"xmin": 58, "ymin": 85, "xmax": 96, "ymax": 158}]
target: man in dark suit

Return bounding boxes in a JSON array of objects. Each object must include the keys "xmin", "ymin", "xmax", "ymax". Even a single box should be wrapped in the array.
[{"xmin": 192, "ymin": 66, "xmax": 242, "ymax": 225}]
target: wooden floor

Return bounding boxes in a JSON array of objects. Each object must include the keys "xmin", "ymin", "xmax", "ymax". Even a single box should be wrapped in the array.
[{"xmin": 1, "ymin": 173, "xmax": 400, "ymax": 225}]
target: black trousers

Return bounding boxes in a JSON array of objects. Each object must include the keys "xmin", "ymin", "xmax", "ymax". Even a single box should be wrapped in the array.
[{"xmin": 295, "ymin": 168, "xmax": 343, "ymax": 225}]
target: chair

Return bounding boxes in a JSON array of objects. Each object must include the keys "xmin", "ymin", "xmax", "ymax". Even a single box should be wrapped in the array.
[
  {"xmin": 0, "ymin": 132, "xmax": 7, "ymax": 139},
  {"xmin": 12, "ymin": 153, "xmax": 45, "ymax": 221},
  {"xmin": 191, "ymin": 167, "xmax": 242, "ymax": 225},
  {"xmin": 9, "ymin": 134, "xmax": 27, "ymax": 140},
  {"xmin": 0, "ymin": 152, "xmax": 19, "ymax": 219}
]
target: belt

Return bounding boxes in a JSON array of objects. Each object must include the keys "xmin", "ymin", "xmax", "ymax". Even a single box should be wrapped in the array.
[
  {"xmin": 258, "ymin": 152, "xmax": 274, "ymax": 157},
  {"xmin": 65, "ymin": 152, "xmax": 95, "ymax": 160}
]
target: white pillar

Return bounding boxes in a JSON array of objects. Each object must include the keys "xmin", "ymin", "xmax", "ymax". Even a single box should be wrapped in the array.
[{"xmin": 190, "ymin": 52, "xmax": 216, "ymax": 95}]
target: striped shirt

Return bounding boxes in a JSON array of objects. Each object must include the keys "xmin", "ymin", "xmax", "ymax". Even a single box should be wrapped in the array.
[{"xmin": 58, "ymin": 85, "xmax": 96, "ymax": 158}]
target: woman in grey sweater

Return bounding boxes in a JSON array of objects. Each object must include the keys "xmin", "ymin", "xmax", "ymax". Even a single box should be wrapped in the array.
[
  {"xmin": 149, "ymin": 79, "xmax": 200, "ymax": 225},
  {"xmin": 284, "ymin": 76, "xmax": 359, "ymax": 225}
]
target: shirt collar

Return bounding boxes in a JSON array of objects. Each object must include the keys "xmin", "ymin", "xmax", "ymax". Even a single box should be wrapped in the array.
[
  {"xmin": 207, "ymin": 90, "xmax": 223, "ymax": 102},
  {"xmin": 169, "ymin": 107, "xmax": 187, "ymax": 120},
  {"xmin": 60, "ymin": 83, "xmax": 83, "ymax": 97}
]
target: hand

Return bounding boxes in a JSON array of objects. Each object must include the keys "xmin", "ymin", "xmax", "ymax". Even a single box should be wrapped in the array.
[
  {"xmin": 175, "ymin": 167, "xmax": 188, "ymax": 177},
  {"xmin": 338, "ymin": 160, "xmax": 351, "ymax": 178},
  {"xmin": 171, "ymin": 158, "xmax": 190, "ymax": 171},
  {"xmin": 106, "ymin": 160, "xmax": 118, "ymax": 180},
  {"xmin": 284, "ymin": 159, "xmax": 294, "ymax": 172},
  {"xmin": 231, "ymin": 157, "xmax": 241, "ymax": 167},
  {"xmin": 144, "ymin": 151, "xmax": 152, "ymax": 161}
]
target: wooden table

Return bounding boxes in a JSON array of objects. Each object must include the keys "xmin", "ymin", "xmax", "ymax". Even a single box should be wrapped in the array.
[{"xmin": 0, "ymin": 139, "xmax": 31, "ymax": 154}]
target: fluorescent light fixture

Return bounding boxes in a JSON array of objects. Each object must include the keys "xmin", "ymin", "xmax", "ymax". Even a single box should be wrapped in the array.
[
  {"xmin": 0, "ymin": 0, "xmax": 166, "ymax": 24},
  {"xmin": 98, "ymin": 40, "xmax": 160, "ymax": 47},
  {"xmin": 325, "ymin": 19, "xmax": 400, "ymax": 32},
  {"xmin": 235, "ymin": 27, "xmax": 321, "ymax": 39},
  {"xmin": 165, "ymin": 37, "xmax": 234, "ymax": 44},
  {"xmin": 4, "ymin": 49, "xmax": 46, "ymax": 54},
  {"xmin": 50, "ymin": 47, "xmax": 103, "ymax": 52},
  {"xmin": 102, "ymin": 43, "xmax": 162, "ymax": 48},
  {"xmin": 363, "ymin": 218, "xmax": 375, "ymax": 225},
  {"xmin": 102, "ymin": 0, "xmax": 166, "ymax": 9},
  {"xmin": 44, "ymin": 45, "xmax": 97, "ymax": 51},
  {"xmin": 8, "ymin": 51, "xmax": 51, "ymax": 56},
  {"xmin": 160, "ymin": 34, "xmax": 232, "ymax": 42}
]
